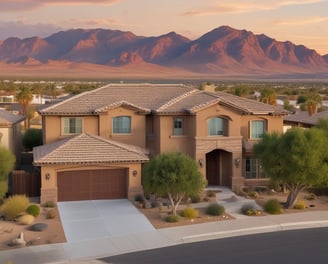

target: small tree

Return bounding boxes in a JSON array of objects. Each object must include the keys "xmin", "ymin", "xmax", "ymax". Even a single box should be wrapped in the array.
[
  {"xmin": 143, "ymin": 152, "xmax": 205, "ymax": 215},
  {"xmin": 254, "ymin": 127, "xmax": 328, "ymax": 208},
  {"xmin": 0, "ymin": 147, "xmax": 16, "ymax": 198},
  {"xmin": 22, "ymin": 128, "xmax": 43, "ymax": 151}
]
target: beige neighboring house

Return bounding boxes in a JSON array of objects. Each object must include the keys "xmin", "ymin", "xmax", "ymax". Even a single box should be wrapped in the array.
[
  {"xmin": 284, "ymin": 110, "xmax": 328, "ymax": 130},
  {"xmin": 34, "ymin": 83, "xmax": 288, "ymax": 204},
  {"xmin": 0, "ymin": 109, "xmax": 25, "ymax": 164}
]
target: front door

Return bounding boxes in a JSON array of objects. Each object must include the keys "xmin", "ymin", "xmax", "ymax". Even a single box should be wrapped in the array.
[{"xmin": 206, "ymin": 150, "xmax": 220, "ymax": 185}]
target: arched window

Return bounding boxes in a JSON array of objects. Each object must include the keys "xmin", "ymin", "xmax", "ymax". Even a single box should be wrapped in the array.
[
  {"xmin": 112, "ymin": 116, "xmax": 131, "ymax": 134},
  {"xmin": 208, "ymin": 117, "xmax": 228, "ymax": 136}
]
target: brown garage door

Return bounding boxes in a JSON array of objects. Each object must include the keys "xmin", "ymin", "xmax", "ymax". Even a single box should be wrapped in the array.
[{"xmin": 57, "ymin": 169, "xmax": 127, "ymax": 201}]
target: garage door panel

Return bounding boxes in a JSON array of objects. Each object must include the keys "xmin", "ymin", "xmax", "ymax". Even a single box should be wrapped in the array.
[{"xmin": 57, "ymin": 169, "xmax": 127, "ymax": 201}]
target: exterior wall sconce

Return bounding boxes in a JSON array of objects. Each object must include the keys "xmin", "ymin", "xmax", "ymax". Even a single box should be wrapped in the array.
[
  {"xmin": 234, "ymin": 158, "xmax": 241, "ymax": 168},
  {"xmin": 198, "ymin": 159, "xmax": 204, "ymax": 168},
  {"xmin": 45, "ymin": 173, "xmax": 51, "ymax": 180},
  {"xmin": 132, "ymin": 170, "xmax": 138, "ymax": 177}
]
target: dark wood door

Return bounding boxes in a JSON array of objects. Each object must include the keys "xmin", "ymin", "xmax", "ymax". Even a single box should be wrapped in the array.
[
  {"xmin": 57, "ymin": 169, "xmax": 127, "ymax": 201},
  {"xmin": 206, "ymin": 150, "xmax": 220, "ymax": 185}
]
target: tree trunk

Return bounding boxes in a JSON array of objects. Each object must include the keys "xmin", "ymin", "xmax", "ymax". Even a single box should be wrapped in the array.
[
  {"xmin": 168, "ymin": 193, "xmax": 184, "ymax": 216},
  {"xmin": 285, "ymin": 185, "xmax": 305, "ymax": 208}
]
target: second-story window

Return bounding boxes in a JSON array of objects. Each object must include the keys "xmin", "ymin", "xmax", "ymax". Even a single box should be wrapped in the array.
[
  {"xmin": 112, "ymin": 116, "xmax": 131, "ymax": 134},
  {"xmin": 173, "ymin": 117, "xmax": 184, "ymax": 136},
  {"xmin": 62, "ymin": 117, "xmax": 82, "ymax": 135},
  {"xmin": 250, "ymin": 120, "xmax": 266, "ymax": 139},
  {"xmin": 208, "ymin": 117, "xmax": 228, "ymax": 136}
]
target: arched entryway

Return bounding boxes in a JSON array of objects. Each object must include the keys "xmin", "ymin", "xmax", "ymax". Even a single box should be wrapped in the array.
[{"xmin": 206, "ymin": 149, "xmax": 232, "ymax": 186}]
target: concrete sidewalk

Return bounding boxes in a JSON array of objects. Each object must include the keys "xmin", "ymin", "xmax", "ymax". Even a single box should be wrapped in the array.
[{"xmin": 2, "ymin": 190, "xmax": 328, "ymax": 264}]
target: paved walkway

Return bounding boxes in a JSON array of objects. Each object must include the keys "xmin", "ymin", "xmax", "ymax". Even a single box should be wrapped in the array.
[{"xmin": 2, "ymin": 188, "xmax": 328, "ymax": 264}]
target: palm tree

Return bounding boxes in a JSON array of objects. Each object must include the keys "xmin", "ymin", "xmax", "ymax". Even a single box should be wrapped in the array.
[
  {"xmin": 260, "ymin": 89, "xmax": 277, "ymax": 106},
  {"xmin": 305, "ymin": 93, "xmax": 322, "ymax": 116},
  {"xmin": 16, "ymin": 86, "xmax": 33, "ymax": 129}
]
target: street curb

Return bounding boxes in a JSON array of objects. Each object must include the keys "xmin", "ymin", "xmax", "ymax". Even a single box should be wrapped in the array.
[{"xmin": 181, "ymin": 220, "xmax": 328, "ymax": 242}]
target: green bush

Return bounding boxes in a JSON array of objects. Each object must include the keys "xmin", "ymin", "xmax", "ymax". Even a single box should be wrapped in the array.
[
  {"xmin": 293, "ymin": 200, "xmax": 307, "ymax": 209},
  {"xmin": 26, "ymin": 204, "xmax": 40, "ymax": 217},
  {"xmin": 166, "ymin": 214, "xmax": 179, "ymax": 223},
  {"xmin": 241, "ymin": 203, "xmax": 262, "ymax": 216},
  {"xmin": 0, "ymin": 195, "xmax": 29, "ymax": 220},
  {"xmin": 264, "ymin": 199, "xmax": 282, "ymax": 214},
  {"xmin": 190, "ymin": 194, "xmax": 201, "ymax": 203},
  {"xmin": 22, "ymin": 128, "xmax": 43, "ymax": 151},
  {"xmin": 43, "ymin": 200, "xmax": 56, "ymax": 208},
  {"xmin": 180, "ymin": 207, "xmax": 198, "ymax": 219},
  {"xmin": 206, "ymin": 203, "xmax": 225, "ymax": 216}
]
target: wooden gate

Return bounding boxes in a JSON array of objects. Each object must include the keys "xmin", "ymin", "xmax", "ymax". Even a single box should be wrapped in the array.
[{"xmin": 9, "ymin": 170, "xmax": 41, "ymax": 197}]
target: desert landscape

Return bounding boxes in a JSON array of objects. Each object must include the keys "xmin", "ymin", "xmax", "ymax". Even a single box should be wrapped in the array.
[{"xmin": 1, "ymin": 190, "xmax": 328, "ymax": 251}]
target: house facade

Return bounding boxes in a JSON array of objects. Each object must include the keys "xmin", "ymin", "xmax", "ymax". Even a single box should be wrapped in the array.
[
  {"xmin": 0, "ymin": 109, "xmax": 25, "ymax": 164},
  {"xmin": 34, "ymin": 84, "xmax": 288, "ymax": 203}
]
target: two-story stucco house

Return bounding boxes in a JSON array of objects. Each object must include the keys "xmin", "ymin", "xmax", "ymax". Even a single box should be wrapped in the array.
[
  {"xmin": 0, "ymin": 109, "xmax": 25, "ymax": 164},
  {"xmin": 33, "ymin": 84, "xmax": 288, "ymax": 204}
]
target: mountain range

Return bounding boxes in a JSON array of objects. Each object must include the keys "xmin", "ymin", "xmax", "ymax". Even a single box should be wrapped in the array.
[{"xmin": 0, "ymin": 25, "xmax": 327, "ymax": 79}]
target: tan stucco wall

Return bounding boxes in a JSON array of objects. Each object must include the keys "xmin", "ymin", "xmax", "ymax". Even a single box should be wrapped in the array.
[
  {"xmin": 39, "ymin": 163, "xmax": 144, "ymax": 204},
  {"xmin": 43, "ymin": 115, "xmax": 99, "ymax": 144},
  {"xmin": 153, "ymin": 115, "xmax": 194, "ymax": 156},
  {"xmin": 100, "ymin": 107, "xmax": 146, "ymax": 148},
  {"xmin": 0, "ymin": 127, "xmax": 11, "ymax": 150}
]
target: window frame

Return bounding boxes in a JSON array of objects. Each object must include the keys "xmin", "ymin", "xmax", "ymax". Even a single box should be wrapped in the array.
[
  {"xmin": 208, "ymin": 117, "xmax": 228, "ymax": 136},
  {"xmin": 250, "ymin": 119, "xmax": 266, "ymax": 139},
  {"xmin": 61, "ymin": 117, "xmax": 83, "ymax": 135},
  {"xmin": 173, "ymin": 117, "xmax": 184, "ymax": 136},
  {"xmin": 112, "ymin": 116, "xmax": 132, "ymax": 134},
  {"xmin": 244, "ymin": 157, "xmax": 267, "ymax": 179}
]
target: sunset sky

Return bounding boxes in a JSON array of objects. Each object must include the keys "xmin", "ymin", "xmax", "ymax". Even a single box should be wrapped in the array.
[{"xmin": 1, "ymin": 0, "xmax": 327, "ymax": 55}]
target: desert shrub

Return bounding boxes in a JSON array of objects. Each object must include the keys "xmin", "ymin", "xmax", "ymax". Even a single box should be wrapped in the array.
[
  {"xmin": 46, "ymin": 209, "xmax": 56, "ymax": 219},
  {"xmin": 264, "ymin": 199, "xmax": 282, "ymax": 214},
  {"xmin": 190, "ymin": 193, "xmax": 201, "ymax": 203},
  {"xmin": 293, "ymin": 200, "xmax": 307, "ymax": 209},
  {"xmin": 180, "ymin": 207, "xmax": 198, "ymax": 219},
  {"xmin": 248, "ymin": 191, "xmax": 259, "ymax": 199},
  {"xmin": 241, "ymin": 203, "xmax": 262, "ymax": 216},
  {"xmin": 0, "ymin": 195, "xmax": 29, "ymax": 220},
  {"xmin": 43, "ymin": 201, "xmax": 56, "ymax": 208},
  {"xmin": 206, "ymin": 190, "xmax": 216, "ymax": 198},
  {"xmin": 26, "ymin": 204, "xmax": 40, "ymax": 217},
  {"xmin": 206, "ymin": 203, "xmax": 225, "ymax": 216},
  {"xmin": 17, "ymin": 214, "xmax": 35, "ymax": 225},
  {"xmin": 166, "ymin": 214, "xmax": 179, "ymax": 223}
]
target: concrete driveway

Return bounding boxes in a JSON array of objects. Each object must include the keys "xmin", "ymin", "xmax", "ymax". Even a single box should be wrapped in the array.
[{"xmin": 58, "ymin": 199, "xmax": 155, "ymax": 243}]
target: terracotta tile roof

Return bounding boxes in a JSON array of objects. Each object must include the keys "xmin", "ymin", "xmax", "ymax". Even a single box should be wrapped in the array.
[
  {"xmin": 0, "ymin": 109, "xmax": 25, "ymax": 126},
  {"xmin": 284, "ymin": 110, "xmax": 328, "ymax": 126},
  {"xmin": 39, "ymin": 83, "xmax": 288, "ymax": 116},
  {"xmin": 33, "ymin": 133, "xmax": 149, "ymax": 165}
]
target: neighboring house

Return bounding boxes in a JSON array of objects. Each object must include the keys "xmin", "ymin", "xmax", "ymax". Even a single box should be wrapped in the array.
[
  {"xmin": 34, "ymin": 83, "xmax": 288, "ymax": 204},
  {"xmin": 283, "ymin": 110, "xmax": 328, "ymax": 130},
  {"xmin": 0, "ymin": 109, "xmax": 25, "ymax": 165}
]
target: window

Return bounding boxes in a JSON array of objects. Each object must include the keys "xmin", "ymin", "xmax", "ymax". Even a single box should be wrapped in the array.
[
  {"xmin": 250, "ymin": 120, "xmax": 266, "ymax": 139},
  {"xmin": 62, "ymin": 117, "xmax": 82, "ymax": 134},
  {"xmin": 208, "ymin": 117, "xmax": 228, "ymax": 136},
  {"xmin": 244, "ymin": 157, "xmax": 267, "ymax": 179},
  {"xmin": 112, "ymin": 116, "xmax": 131, "ymax": 134},
  {"xmin": 173, "ymin": 117, "xmax": 184, "ymax": 136}
]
